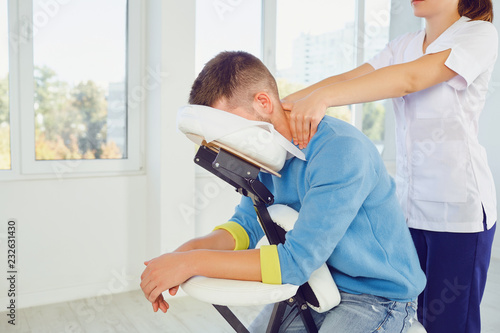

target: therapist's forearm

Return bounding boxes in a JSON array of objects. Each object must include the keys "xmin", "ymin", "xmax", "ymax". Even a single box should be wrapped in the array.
[
  {"xmin": 188, "ymin": 249, "xmax": 262, "ymax": 282},
  {"xmin": 316, "ymin": 64, "xmax": 414, "ymax": 108},
  {"xmin": 285, "ymin": 74, "xmax": 350, "ymax": 101},
  {"xmin": 284, "ymin": 63, "xmax": 375, "ymax": 101},
  {"xmin": 318, "ymin": 50, "xmax": 456, "ymax": 107}
]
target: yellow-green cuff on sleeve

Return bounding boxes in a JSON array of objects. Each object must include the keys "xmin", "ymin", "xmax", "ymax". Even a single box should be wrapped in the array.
[
  {"xmin": 213, "ymin": 222, "xmax": 250, "ymax": 251},
  {"xmin": 260, "ymin": 245, "xmax": 282, "ymax": 285}
]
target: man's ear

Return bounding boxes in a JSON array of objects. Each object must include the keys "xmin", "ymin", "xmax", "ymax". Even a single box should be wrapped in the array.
[{"xmin": 254, "ymin": 92, "xmax": 273, "ymax": 115}]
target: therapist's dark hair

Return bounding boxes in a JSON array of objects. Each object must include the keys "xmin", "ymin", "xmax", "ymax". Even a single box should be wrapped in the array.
[
  {"xmin": 189, "ymin": 51, "xmax": 279, "ymax": 108},
  {"xmin": 459, "ymin": 0, "xmax": 493, "ymax": 22}
]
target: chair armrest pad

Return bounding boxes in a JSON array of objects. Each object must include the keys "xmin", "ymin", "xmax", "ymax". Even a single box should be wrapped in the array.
[{"xmin": 181, "ymin": 276, "xmax": 299, "ymax": 307}]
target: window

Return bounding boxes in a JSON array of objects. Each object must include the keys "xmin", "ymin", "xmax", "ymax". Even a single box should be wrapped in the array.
[
  {"xmin": 361, "ymin": 0, "xmax": 391, "ymax": 151},
  {"xmin": 3, "ymin": 0, "xmax": 142, "ymax": 179},
  {"xmin": 0, "ymin": 0, "xmax": 10, "ymax": 170},
  {"xmin": 195, "ymin": 0, "xmax": 262, "ymax": 73},
  {"xmin": 274, "ymin": 0, "xmax": 391, "ymax": 153},
  {"xmin": 32, "ymin": 0, "xmax": 127, "ymax": 161},
  {"xmin": 275, "ymin": 0, "xmax": 356, "ymax": 123}
]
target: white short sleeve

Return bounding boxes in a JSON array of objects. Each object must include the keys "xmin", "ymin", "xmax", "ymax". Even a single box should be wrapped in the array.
[
  {"xmin": 367, "ymin": 41, "xmax": 394, "ymax": 70},
  {"xmin": 367, "ymin": 32, "xmax": 419, "ymax": 70},
  {"xmin": 426, "ymin": 20, "xmax": 498, "ymax": 90}
]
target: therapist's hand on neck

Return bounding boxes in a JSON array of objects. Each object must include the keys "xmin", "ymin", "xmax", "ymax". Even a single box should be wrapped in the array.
[{"xmin": 282, "ymin": 89, "xmax": 328, "ymax": 149}]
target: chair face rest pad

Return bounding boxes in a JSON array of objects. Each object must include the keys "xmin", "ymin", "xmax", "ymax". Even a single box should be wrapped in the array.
[{"xmin": 177, "ymin": 105, "xmax": 288, "ymax": 172}]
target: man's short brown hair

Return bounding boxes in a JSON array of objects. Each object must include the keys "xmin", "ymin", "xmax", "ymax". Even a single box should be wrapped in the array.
[{"xmin": 189, "ymin": 51, "xmax": 279, "ymax": 108}]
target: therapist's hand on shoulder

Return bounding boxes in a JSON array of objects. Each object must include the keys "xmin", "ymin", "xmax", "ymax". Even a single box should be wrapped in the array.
[{"xmin": 282, "ymin": 90, "xmax": 328, "ymax": 149}]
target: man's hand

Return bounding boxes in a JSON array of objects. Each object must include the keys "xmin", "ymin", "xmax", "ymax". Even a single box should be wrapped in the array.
[{"xmin": 140, "ymin": 252, "xmax": 193, "ymax": 313}]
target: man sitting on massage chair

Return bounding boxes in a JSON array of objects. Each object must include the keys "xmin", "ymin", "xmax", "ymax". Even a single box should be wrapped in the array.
[{"xmin": 140, "ymin": 51, "xmax": 426, "ymax": 332}]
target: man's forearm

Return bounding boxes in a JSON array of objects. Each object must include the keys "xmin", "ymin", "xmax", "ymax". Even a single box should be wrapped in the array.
[
  {"xmin": 141, "ymin": 246, "xmax": 261, "ymax": 305},
  {"xmin": 175, "ymin": 229, "xmax": 236, "ymax": 252},
  {"xmin": 188, "ymin": 249, "xmax": 262, "ymax": 282}
]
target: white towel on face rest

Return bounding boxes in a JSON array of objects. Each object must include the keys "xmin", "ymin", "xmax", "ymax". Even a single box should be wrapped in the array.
[{"xmin": 177, "ymin": 105, "xmax": 306, "ymax": 172}]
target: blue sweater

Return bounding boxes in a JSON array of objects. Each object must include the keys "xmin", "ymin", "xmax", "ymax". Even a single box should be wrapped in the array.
[{"xmin": 228, "ymin": 116, "xmax": 426, "ymax": 301}]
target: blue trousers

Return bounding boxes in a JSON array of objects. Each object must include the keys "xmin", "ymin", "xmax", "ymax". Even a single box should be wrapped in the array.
[
  {"xmin": 249, "ymin": 292, "xmax": 416, "ymax": 333},
  {"xmin": 410, "ymin": 222, "xmax": 496, "ymax": 333}
]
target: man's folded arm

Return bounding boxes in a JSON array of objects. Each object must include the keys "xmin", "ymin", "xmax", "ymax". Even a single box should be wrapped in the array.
[{"xmin": 175, "ymin": 228, "xmax": 236, "ymax": 252}]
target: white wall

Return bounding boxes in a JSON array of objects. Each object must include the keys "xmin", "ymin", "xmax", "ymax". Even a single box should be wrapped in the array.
[
  {"xmin": 194, "ymin": 169, "xmax": 242, "ymax": 237},
  {"xmin": 144, "ymin": 0, "xmax": 196, "ymax": 258},
  {"xmin": 0, "ymin": 175, "xmax": 148, "ymax": 308}
]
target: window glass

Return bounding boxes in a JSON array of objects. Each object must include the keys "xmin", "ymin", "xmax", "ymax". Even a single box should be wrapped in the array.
[
  {"xmin": 362, "ymin": 0, "xmax": 391, "ymax": 150},
  {"xmin": 0, "ymin": 0, "xmax": 10, "ymax": 170},
  {"xmin": 33, "ymin": 0, "xmax": 127, "ymax": 160},
  {"xmin": 195, "ymin": 0, "xmax": 262, "ymax": 74},
  {"xmin": 276, "ymin": 0, "xmax": 356, "ymax": 123}
]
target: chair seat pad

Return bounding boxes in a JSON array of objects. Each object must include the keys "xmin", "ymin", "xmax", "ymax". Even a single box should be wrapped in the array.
[{"xmin": 181, "ymin": 276, "xmax": 299, "ymax": 306}]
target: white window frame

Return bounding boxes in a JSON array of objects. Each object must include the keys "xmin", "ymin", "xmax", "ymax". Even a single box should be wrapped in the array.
[
  {"xmin": 352, "ymin": 0, "xmax": 365, "ymax": 130},
  {"xmin": 262, "ymin": 0, "xmax": 277, "ymax": 78},
  {"xmin": 0, "ymin": 0, "xmax": 143, "ymax": 181}
]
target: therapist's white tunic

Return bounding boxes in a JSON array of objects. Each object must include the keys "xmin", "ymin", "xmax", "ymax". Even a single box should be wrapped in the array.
[{"xmin": 368, "ymin": 16, "xmax": 498, "ymax": 233}]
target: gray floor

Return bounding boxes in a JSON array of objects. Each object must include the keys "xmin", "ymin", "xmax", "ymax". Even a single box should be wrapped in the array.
[
  {"xmin": 1, "ymin": 258, "xmax": 499, "ymax": 332},
  {"xmin": 0, "ymin": 288, "xmax": 263, "ymax": 333}
]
